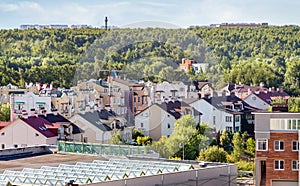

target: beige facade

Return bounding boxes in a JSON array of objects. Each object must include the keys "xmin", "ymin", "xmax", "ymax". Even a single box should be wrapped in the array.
[
  {"xmin": 135, "ymin": 104, "xmax": 176, "ymax": 141},
  {"xmin": 0, "ymin": 119, "xmax": 57, "ymax": 149},
  {"xmin": 69, "ymin": 114, "xmax": 113, "ymax": 144}
]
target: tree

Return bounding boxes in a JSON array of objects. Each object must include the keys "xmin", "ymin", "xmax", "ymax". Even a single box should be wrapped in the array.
[
  {"xmin": 163, "ymin": 114, "xmax": 198, "ymax": 158},
  {"xmin": 231, "ymin": 132, "xmax": 244, "ymax": 162},
  {"xmin": 109, "ymin": 132, "xmax": 123, "ymax": 145},
  {"xmin": 245, "ymin": 138, "xmax": 255, "ymax": 157},
  {"xmin": 197, "ymin": 146, "xmax": 228, "ymax": 163},
  {"xmin": 132, "ymin": 129, "xmax": 145, "ymax": 141},
  {"xmin": 137, "ymin": 136, "xmax": 152, "ymax": 145},
  {"xmin": 288, "ymin": 97, "xmax": 300, "ymax": 112},
  {"xmin": 284, "ymin": 60, "xmax": 300, "ymax": 95},
  {"xmin": 220, "ymin": 130, "xmax": 232, "ymax": 152},
  {"xmin": 0, "ymin": 104, "xmax": 10, "ymax": 122}
]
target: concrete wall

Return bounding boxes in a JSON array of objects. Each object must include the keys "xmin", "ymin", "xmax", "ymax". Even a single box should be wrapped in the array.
[
  {"xmin": 88, "ymin": 164, "xmax": 237, "ymax": 186},
  {"xmin": 0, "ymin": 145, "xmax": 52, "ymax": 160}
]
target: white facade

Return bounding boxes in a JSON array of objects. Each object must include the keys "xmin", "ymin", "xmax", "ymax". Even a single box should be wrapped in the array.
[
  {"xmin": 189, "ymin": 99, "xmax": 241, "ymax": 132},
  {"xmin": 135, "ymin": 104, "xmax": 176, "ymax": 140},
  {"xmin": 243, "ymin": 93, "xmax": 270, "ymax": 110},
  {"xmin": 11, "ymin": 92, "xmax": 52, "ymax": 116},
  {"xmin": 154, "ymin": 81, "xmax": 188, "ymax": 102},
  {"xmin": 0, "ymin": 120, "xmax": 57, "ymax": 149},
  {"xmin": 192, "ymin": 63, "xmax": 209, "ymax": 73}
]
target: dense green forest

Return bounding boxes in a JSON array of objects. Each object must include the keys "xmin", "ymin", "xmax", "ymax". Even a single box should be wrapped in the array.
[{"xmin": 0, "ymin": 26, "xmax": 299, "ymax": 95}]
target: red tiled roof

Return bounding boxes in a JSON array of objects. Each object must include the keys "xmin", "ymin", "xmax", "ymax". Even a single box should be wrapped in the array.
[
  {"xmin": 0, "ymin": 122, "xmax": 11, "ymax": 130},
  {"xmin": 21, "ymin": 116, "xmax": 57, "ymax": 138}
]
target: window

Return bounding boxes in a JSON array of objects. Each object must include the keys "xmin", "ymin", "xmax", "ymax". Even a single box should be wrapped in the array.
[
  {"xmin": 167, "ymin": 123, "xmax": 171, "ymax": 129},
  {"xmin": 213, "ymin": 116, "xmax": 216, "ymax": 125},
  {"xmin": 138, "ymin": 97, "xmax": 140, "ymax": 102},
  {"xmin": 235, "ymin": 115, "xmax": 240, "ymax": 122},
  {"xmin": 225, "ymin": 126, "xmax": 232, "ymax": 132},
  {"xmin": 257, "ymin": 139, "xmax": 268, "ymax": 151},
  {"xmin": 274, "ymin": 140, "xmax": 284, "ymax": 151},
  {"xmin": 1, "ymin": 132, "xmax": 4, "ymax": 136},
  {"xmin": 292, "ymin": 160, "xmax": 299, "ymax": 171},
  {"xmin": 274, "ymin": 160, "xmax": 284, "ymax": 170},
  {"xmin": 134, "ymin": 97, "xmax": 136, "ymax": 103},
  {"xmin": 225, "ymin": 116, "xmax": 232, "ymax": 122},
  {"xmin": 14, "ymin": 144, "xmax": 18, "ymax": 148},
  {"xmin": 271, "ymin": 119, "xmax": 300, "ymax": 130},
  {"xmin": 35, "ymin": 133, "xmax": 39, "ymax": 137},
  {"xmin": 1, "ymin": 144, "xmax": 4, "ymax": 149},
  {"xmin": 141, "ymin": 123, "xmax": 143, "ymax": 128},
  {"xmin": 292, "ymin": 141, "xmax": 299, "ymax": 151}
]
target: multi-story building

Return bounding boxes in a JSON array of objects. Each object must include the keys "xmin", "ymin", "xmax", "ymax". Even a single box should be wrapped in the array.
[
  {"xmin": 179, "ymin": 58, "xmax": 208, "ymax": 73},
  {"xmin": 135, "ymin": 100, "xmax": 201, "ymax": 141},
  {"xmin": 255, "ymin": 112, "xmax": 300, "ymax": 186},
  {"xmin": 10, "ymin": 92, "xmax": 52, "ymax": 121},
  {"xmin": 187, "ymin": 94, "xmax": 258, "ymax": 135}
]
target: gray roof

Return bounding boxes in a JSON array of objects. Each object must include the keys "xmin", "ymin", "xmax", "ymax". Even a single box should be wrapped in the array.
[{"xmin": 79, "ymin": 111, "xmax": 113, "ymax": 132}]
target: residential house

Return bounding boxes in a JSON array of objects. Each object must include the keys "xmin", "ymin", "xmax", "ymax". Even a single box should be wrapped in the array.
[
  {"xmin": 135, "ymin": 100, "xmax": 201, "ymax": 141},
  {"xmin": 186, "ymin": 94, "xmax": 258, "ymax": 135},
  {"xmin": 112, "ymin": 78, "xmax": 149, "ymax": 124},
  {"xmin": 179, "ymin": 58, "xmax": 209, "ymax": 73},
  {"xmin": 243, "ymin": 88, "xmax": 289, "ymax": 111},
  {"xmin": 190, "ymin": 81, "xmax": 215, "ymax": 99},
  {"xmin": 0, "ymin": 122, "xmax": 10, "ymax": 130},
  {"xmin": 69, "ymin": 109, "xmax": 132, "ymax": 144},
  {"xmin": 219, "ymin": 83, "xmax": 289, "ymax": 110},
  {"xmin": 40, "ymin": 113, "xmax": 82, "ymax": 142},
  {"xmin": 72, "ymin": 79, "xmax": 127, "ymax": 117},
  {"xmin": 0, "ymin": 84, "xmax": 38, "ymax": 104},
  {"xmin": 0, "ymin": 116, "xmax": 57, "ymax": 149},
  {"xmin": 10, "ymin": 92, "xmax": 52, "ymax": 121},
  {"xmin": 152, "ymin": 81, "xmax": 188, "ymax": 103},
  {"xmin": 254, "ymin": 112, "xmax": 300, "ymax": 186}
]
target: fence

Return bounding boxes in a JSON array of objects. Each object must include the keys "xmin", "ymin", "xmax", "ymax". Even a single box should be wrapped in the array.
[{"xmin": 57, "ymin": 141, "xmax": 151, "ymax": 156}]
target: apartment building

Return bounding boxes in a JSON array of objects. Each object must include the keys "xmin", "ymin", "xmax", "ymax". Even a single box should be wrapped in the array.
[{"xmin": 255, "ymin": 112, "xmax": 300, "ymax": 186}]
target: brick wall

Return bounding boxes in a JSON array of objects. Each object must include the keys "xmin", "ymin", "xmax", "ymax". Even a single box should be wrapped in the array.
[{"xmin": 257, "ymin": 132, "xmax": 298, "ymax": 186}]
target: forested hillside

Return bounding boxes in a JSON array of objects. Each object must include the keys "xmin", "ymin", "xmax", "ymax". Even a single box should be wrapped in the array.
[{"xmin": 0, "ymin": 26, "xmax": 299, "ymax": 95}]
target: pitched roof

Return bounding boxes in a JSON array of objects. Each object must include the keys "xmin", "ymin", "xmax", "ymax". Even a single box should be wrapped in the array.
[
  {"xmin": 204, "ymin": 95, "xmax": 259, "ymax": 114},
  {"xmin": 21, "ymin": 116, "xmax": 57, "ymax": 138},
  {"xmin": 182, "ymin": 98, "xmax": 198, "ymax": 104},
  {"xmin": 0, "ymin": 122, "xmax": 11, "ymax": 130},
  {"xmin": 40, "ymin": 113, "xmax": 69, "ymax": 123},
  {"xmin": 79, "ymin": 110, "xmax": 113, "ymax": 132},
  {"xmin": 157, "ymin": 101, "xmax": 182, "ymax": 119},
  {"xmin": 253, "ymin": 91, "xmax": 289, "ymax": 104}
]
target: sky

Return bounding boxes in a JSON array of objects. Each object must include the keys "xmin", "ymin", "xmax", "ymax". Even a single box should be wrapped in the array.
[{"xmin": 0, "ymin": 0, "xmax": 299, "ymax": 29}]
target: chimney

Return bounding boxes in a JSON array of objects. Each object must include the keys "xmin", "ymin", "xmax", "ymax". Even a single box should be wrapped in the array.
[
  {"xmin": 21, "ymin": 113, "xmax": 28, "ymax": 119},
  {"xmin": 30, "ymin": 108, "xmax": 36, "ymax": 116},
  {"xmin": 10, "ymin": 94, "xmax": 15, "ymax": 122},
  {"xmin": 52, "ymin": 108, "xmax": 58, "ymax": 115}
]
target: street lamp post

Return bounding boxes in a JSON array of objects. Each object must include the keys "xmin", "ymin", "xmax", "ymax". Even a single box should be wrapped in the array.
[{"xmin": 179, "ymin": 142, "xmax": 185, "ymax": 160}]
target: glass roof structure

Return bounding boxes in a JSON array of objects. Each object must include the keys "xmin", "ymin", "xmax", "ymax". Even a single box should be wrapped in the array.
[{"xmin": 0, "ymin": 159, "xmax": 194, "ymax": 186}]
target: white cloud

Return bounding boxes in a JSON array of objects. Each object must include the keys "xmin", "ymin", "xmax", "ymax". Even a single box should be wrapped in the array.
[{"xmin": 0, "ymin": 1, "xmax": 43, "ymax": 12}]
